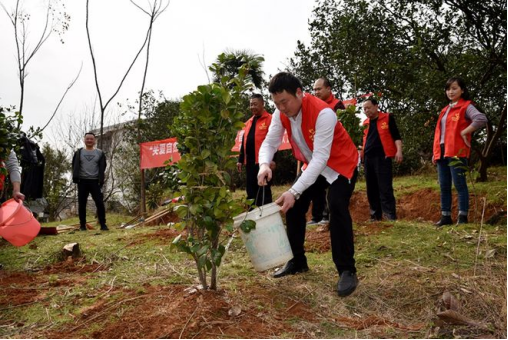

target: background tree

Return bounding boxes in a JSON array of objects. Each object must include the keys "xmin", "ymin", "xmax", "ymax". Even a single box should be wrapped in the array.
[
  {"xmin": 116, "ymin": 91, "xmax": 181, "ymax": 212},
  {"xmin": 289, "ymin": 0, "xmax": 506, "ymax": 178},
  {"xmin": 40, "ymin": 143, "xmax": 73, "ymax": 221},
  {"xmin": 212, "ymin": 50, "xmax": 265, "ymax": 89},
  {"xmin": 129, "ymin": 0, "xmax": 169, "ymax": 214},
  {"xmin": 85, "ymin": 0, "xmax": 166, "ymax": 150},
  {"xmin": 1, "ymin": 0, "xmax": 78, "ymax": 138},
  {"xmin": 1, "ymin": 0, "xmax": 70, "ymax": 116}
]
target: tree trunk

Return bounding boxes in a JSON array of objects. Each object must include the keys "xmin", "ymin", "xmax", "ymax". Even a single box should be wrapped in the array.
[
  {"xmin": 210, "ymin": 263, "xmax": 217, "ymax": 290},
  {"xmin": 477, "ymin": 103, "xmax": 507, "ymax": 182}
]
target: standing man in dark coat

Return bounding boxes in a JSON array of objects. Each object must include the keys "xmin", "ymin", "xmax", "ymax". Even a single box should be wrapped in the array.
[{"xmin": 72, "ymin": 132, "xmax": 108, "ymax": 231}]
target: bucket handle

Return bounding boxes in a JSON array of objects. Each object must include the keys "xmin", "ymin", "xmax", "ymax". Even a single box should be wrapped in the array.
[{"xmin": 255, "ymin": 186, "xmax": 266, "ymax": 217}]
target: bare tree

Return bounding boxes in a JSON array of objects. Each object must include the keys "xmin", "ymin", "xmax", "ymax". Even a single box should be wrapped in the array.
[
  {"xmin": 129, "ymin": 0, "xmax": 170, "ymax": 214},
  {"xmin": 1, "ymin": 0, "xmax": 70, "ymax": 117},
  {"xmin": 85, "ymin": 0, "xmax": 168, "ymax": 151}
]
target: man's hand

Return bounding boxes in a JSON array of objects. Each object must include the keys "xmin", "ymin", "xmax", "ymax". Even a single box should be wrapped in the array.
[
  {"xmin": 395, "ymin": 150, "xmax": 403, "ymax": 163},
  {"xmin": 460, "ymin": 130, "xmax": 471, "ymax": 148},
  {"xmin": 275, "ymin": 191, "xmax": 296, "ymax": 213},
  {"xmin": 12, "ymin": 190, "xmax": 25, "ymax": 202},
  {"xmin": 236, "ymin": 162, "xmax": 242, "ymax": 173},
  {"xmin": 257, "ymin": 163, "xmax": 272, "ymax": 186}
]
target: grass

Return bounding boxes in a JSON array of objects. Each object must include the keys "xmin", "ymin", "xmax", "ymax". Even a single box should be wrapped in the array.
[{"xmin": 0, "ymin": 166, "xmax": 506, "ymax": 338}]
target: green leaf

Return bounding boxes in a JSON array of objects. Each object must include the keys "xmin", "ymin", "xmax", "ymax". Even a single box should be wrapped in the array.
[
  {"xmin": 201, "ymin": 149, "xmax": 211, "ymax": 159},
  {"xmin": 239, "ymin": 220, "xmax": 256, "ymax": 233}
]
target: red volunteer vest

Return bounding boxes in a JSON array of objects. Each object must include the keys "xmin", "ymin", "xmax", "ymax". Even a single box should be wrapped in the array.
[
  {"xmin": 433, "ymin": 99, "xmax": 472, "ymax": 159},
  {"xmin": 279, "ymin": 94, "xmax": 358, "ymax": 179},
  {"xmin": 362, "ymin": 112, "xmax": 397, "ymax": 158},
  {"xmin": 242, "ymin": 111, "xmax": 272, "ymax": 164}
]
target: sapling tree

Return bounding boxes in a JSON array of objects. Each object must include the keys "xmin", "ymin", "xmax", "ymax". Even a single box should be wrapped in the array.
[{"xmin": 171, "ymin": 55, "xmax": 256, "ymax": 290}]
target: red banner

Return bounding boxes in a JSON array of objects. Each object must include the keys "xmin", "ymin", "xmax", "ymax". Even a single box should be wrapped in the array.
[
  {"xmin": 140, "ymin": 138, "xmax": 180, "ymax": 170},
  {"xmin": 342, "ymin": 98, "xmax": 357, "ymax": 108},
  {"xmin": 231, "ymin": 130, "xmax": 291, "ymax": 152}
]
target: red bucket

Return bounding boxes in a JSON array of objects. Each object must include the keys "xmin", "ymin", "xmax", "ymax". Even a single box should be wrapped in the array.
[{"xmin": 0, "ymin": 199, "xmax": 41, "ymax": 247}]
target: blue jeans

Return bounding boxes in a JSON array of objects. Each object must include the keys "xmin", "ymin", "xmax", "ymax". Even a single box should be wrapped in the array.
[{"xmin": 436, "ymin": 157, "xmax": 469, "ymax": 215}]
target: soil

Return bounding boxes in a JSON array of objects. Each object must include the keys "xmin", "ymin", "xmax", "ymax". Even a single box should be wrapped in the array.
[
  {"xmin": 302, "ymin": 188, "xmax": 504, "ymax": 254},
  {"xmin": 0, "ymin": 188, "xmax": 504, "ymax": 338},
  {"xmin": 44, "ymin": 284, "xmax": 316, "ymax": 339}
]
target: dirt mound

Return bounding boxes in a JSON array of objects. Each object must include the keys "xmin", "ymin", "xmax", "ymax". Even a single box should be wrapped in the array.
[
  {"xmin": 349, "ymin": 188, "xmax": 503, "ymax": 223},
  {"xmin": 46, "ymin": 284, "xmax": 315, "ymax": 339}
]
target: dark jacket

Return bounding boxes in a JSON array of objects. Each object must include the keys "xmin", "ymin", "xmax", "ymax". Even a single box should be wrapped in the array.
[{"xmin": 72, "ymin": 148, "xmax": 107, "ymax": 186}]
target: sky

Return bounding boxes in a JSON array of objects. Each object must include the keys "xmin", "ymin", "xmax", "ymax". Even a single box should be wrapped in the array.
[{"xmin": 0, "ymin": 0, "xmax": 316, "ymax": 144}]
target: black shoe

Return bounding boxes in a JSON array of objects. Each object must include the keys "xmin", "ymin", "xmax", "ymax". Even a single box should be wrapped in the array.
[
  {"xmin": 100, "ymin": 225, "xmax": 109, "ymax": 231},
  {"xmin": 306, "ymin": 219, "xmax": 320, "ymax": 226},
  {"xmin": 79, "ymin": 226, "xmax": 87, "ymax": 231},
  {"xmin": 457, "ymin": 215, "xmax": 468, "ymax": 224},
  {"xmin": 435, "ymin": 215, "xmax": 453, "ymax": 227},
  {"xmin": 337, "ymin": 271, "xmax": 358, "ymax": 297},
  {"xmin": 368, "ymin": 215, "xmax": 381, "ymax": 222},
  {"xmin": 273, "ymin": 259, "xmax": 309, "ymax": 278}
]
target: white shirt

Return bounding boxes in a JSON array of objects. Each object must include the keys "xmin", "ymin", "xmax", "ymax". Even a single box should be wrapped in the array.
[{"xmin": 258, "ymin": 105, "xmax": 340, "ymax": 195}]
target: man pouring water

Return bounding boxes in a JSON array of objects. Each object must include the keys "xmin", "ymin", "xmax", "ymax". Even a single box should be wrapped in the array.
[{"xmin": 257, "ymin": 72, "xmax": 359, "ymax": 297}]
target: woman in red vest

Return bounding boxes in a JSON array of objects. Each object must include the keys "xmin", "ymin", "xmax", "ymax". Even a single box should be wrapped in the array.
[{"xmin": 433, "ymin": 77, "xmax": 487, "ymax": 226}]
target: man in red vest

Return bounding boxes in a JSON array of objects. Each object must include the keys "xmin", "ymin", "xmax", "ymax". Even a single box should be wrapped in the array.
[
  {"xmin": 362, "ymin": 98, "xmax": 403, "ymax": 221},
  {"xmin": 258, "ymin": 73, "xmax": 359, "ymax": 297},
  {"xmin": 237, "ymin": 94, "xmax": 273, "ymax": 207},
  {"xmin": 305, "ymin": 77, "xmax": 347, "ymax": 226},
  {"xmin": 313, "ymin": 77, "xmax": 346, "ymax": 112}
]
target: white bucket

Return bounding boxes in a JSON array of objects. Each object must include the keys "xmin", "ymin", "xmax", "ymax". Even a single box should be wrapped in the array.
[{"xmin": 233, "ymin": 202, "xmax": 293, "ymax": 272}]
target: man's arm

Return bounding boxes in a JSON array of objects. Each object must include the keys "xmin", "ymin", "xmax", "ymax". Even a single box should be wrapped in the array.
[
  {"xmin": 257, "ymin": 111, "xmax": 284, "ymax": 185},
  {"xmin": 389, "ymin": 115, "xmax": 403, "ymax": 163},
  {"xmin": 237, "ymin": 131, "xmax": 245, "ymax": 172},
  {"xmin": 5, "ymin": 150, "xmax": 24, "ymax": 201}
]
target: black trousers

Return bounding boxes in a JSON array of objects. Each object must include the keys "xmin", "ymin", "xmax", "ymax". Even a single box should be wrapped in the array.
[
  {"xmin": 78, "ymin": 179, "xmax": 107, "ymax": 227},
  {"xmin": 364, "ymin": 155, "xmax": 396, "ymax": 219},
  {"xmin": 311, "ymin": 187, "xmax": 329, "ymax": 221},
  {"xmin": 246, "ymin": 163, "xmax": 272, "ymax": 207},
  {"xmin": 286, "ymin": 170, "xmax": 358, "ymax": 274}
]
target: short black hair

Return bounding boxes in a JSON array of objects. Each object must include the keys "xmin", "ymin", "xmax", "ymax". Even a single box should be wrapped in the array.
[
  {"xmin": 85, "ymin": 132, "xmax": 96, "ymax": 137},
  {"xmin": 445, "ymin": 77, "xmax": 470, "ymax": 101},
  {"xmin": 364, "ymin": 98, "xmax": 378, "ymax": 106},
  {"xmin": 250, "ymin": 93, "xmax": 264, "ymax": 102},
  {"xmin": 268, "ymin": 72, "xmax": 302, "ymax": 96},
  {"xmin": 318, "ymin": 77, "xmax": 332, "ymax": 88}
]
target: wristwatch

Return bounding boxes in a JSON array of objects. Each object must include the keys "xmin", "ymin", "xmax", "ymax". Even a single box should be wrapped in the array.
[{"xmin": 288, "ymin": 188, "xmax": 301, "ymax": 200}]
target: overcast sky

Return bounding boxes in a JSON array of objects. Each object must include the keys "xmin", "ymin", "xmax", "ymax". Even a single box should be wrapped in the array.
[{"xmin": 0, "ymin": 0, "xmax": 315, "ymax": 143}]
